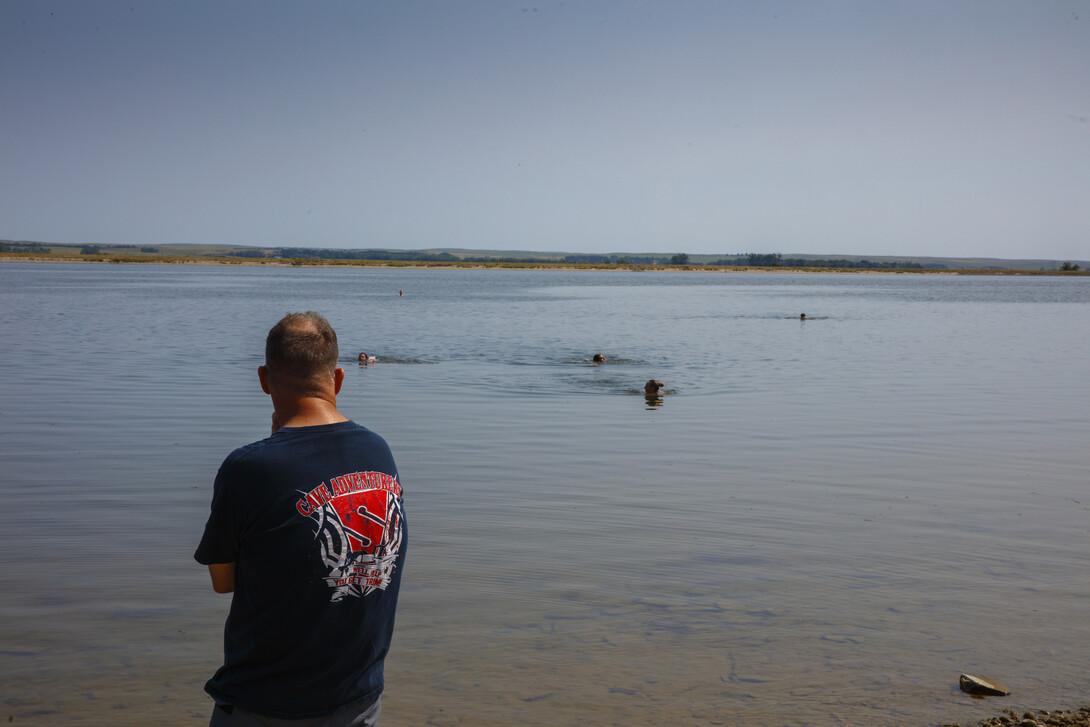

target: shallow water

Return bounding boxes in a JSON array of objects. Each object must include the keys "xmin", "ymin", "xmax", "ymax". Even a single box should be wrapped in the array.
[{"xmin": 0, "ymin": 263, "xmax": 1087, "ymax": 726}]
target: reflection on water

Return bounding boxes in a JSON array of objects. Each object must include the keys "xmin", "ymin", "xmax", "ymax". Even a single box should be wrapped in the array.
[{"xmin": 0, "ymin": 264, "xmax": 1088, "ymax": 726}]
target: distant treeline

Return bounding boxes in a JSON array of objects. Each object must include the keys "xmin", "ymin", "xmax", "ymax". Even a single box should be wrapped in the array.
[
  {"xmin": 0, "ymin": 241, "xmax": 159, "ymax": 255},
  {"xmin": 6, "ymin": 242, "xmax": 1084, "ymax": 272},
  {"xmin": 0, "ymin": 242, "xmax": 939, "ymax": 268},
  {"xmin": 561, "ymin": 252, "xmax": 933, "ymax": 268},
  {"xmin": 720, "ymin": 253, "xmax": 934, "ymax": 269},
  {"xmin": 0, "ymin": 241, "xmax": 52, "ymax": 254}
]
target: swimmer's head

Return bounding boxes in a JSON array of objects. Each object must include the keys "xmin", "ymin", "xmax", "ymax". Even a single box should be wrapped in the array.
[
  {"xmin": 358, "ymin": 352, "xmax": 368, "ymax": 361},
  {"xmin": 593, "ymin": 354, "xmax": 606, "ymax": 363},
  {"xmin": 644, "ymin": 379, "xmax": 664, "ymax": 395}
]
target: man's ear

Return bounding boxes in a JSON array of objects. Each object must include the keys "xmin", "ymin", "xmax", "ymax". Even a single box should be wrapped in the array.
[
  {"xmin": 333, "ymin": 367, "xmax": 344, "ymax": 394},
  {"xmin": 258, "ymin": 365, "xmax": 272, "ymax": 394}
]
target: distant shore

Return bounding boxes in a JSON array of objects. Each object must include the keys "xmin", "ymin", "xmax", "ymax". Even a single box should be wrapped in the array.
[{"xmin": 2, "ymin": 253, "xmax": 1086, "ymax": 276}]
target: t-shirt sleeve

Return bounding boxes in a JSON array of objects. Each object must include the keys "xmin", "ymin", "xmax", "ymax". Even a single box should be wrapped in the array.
[{"xmin": 194, "ymin": 461, "xmax": 242, "ymax": 565}]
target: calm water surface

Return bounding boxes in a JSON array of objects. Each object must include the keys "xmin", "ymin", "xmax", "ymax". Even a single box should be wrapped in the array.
[{"xmin": 0, "ymin": 263, "xmax": 1087, "ymax": 726}]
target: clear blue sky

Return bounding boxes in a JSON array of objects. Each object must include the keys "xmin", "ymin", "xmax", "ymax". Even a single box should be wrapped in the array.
[{"xmin": 2, "ymin": 1, "xmax": 1087, "ymax": 259}]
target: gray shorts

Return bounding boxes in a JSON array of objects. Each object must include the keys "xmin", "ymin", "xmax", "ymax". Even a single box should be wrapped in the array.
[{"xmin": 209, "ymin": 696, "xmax": 381, "ymax": 727}]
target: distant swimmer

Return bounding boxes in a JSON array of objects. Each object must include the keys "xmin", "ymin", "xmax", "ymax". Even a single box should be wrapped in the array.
[
  {"xmin": 644, "ymin": 379, "xmax": 664, "ymax": 395},
  {"xmin": 399, "ymin": 290, "xmax": 403, "ymax": 297},
  {"xmin": 593, "ymin": 354, "xmax": 606, "ymax": 364},
  {"xmin": 800, "ymin": 313, "xmax": 808, "ymax": 320},
  {"xmin": 358, "ymin": 352, "xmax": 376, "ymax": 365}
]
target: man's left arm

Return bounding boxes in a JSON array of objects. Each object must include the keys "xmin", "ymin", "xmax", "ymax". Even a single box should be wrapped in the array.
[{"xmin": 208, "ymin": 563, "xmax": 236, "ymax": 593}]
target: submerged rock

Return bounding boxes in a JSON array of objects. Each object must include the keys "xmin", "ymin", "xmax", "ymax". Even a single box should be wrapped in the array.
[{"xmin": 960, "ymin": 673, "xmax": 1012, "ymax": 696}]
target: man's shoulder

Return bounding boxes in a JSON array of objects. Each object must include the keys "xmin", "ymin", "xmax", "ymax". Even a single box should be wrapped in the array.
[
  {"xmin": 222, "ymin": 422, "xmax": 386, "ymax": 465},
  {"xmin": 214, "ymin": 437, "xmax": 277, "ymax": 480}
]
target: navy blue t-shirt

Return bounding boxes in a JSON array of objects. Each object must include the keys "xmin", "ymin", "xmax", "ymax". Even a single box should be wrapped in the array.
[{"xmin": 195, "ymin": 420, "xmax": 406, "ymax": 718}]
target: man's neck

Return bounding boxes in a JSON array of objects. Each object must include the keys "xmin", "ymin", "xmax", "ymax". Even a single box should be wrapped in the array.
[
  {"xmin": 274, "ymin": 397, "xmax": 349, "ymax": 429},
  {"xmin": 259, "ymin": 366, "xmax": 348, "ymax": 431}
]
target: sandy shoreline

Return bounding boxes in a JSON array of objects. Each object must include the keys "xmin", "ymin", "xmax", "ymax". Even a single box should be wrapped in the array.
[{"xmin": 2, "ymin": 253, "xmax": 1082, "ymax": 275}]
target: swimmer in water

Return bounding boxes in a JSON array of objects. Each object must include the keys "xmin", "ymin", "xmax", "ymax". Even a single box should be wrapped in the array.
[
  {"xmin": 358, "ymin": 352, "xmax": 376, "ymax": 365},
  {"xmin": 593, "ymin": 354, "xmax": 606, "ymax": 364},
  {"xmin": 800, "ymin": 313, "xmax": 808, "ymax": 320},
  {"xmin": 644, "ymin": 379, "xmax": 664, "ymax": 395}
]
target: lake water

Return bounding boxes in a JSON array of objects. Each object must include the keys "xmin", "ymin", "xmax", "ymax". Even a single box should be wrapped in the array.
[{"xmin": 0, "ymin": 262, "xmax": 1087, "ymax": 727}]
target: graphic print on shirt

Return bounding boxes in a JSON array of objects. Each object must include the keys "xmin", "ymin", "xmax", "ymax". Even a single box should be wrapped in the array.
[{"xmin": 295, "ymin": 471, "xmax": 404, "ymax": 602}]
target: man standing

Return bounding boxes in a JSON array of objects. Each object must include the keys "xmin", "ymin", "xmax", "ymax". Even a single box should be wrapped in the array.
[{"xmin": 196, "ymin": 312, "xmax": 406, "ymax": 726}]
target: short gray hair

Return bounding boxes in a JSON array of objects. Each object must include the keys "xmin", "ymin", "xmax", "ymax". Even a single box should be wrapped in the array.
[{"xmin": 265, "ymin": 312, "xmax": 339, "ymax": 381}]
